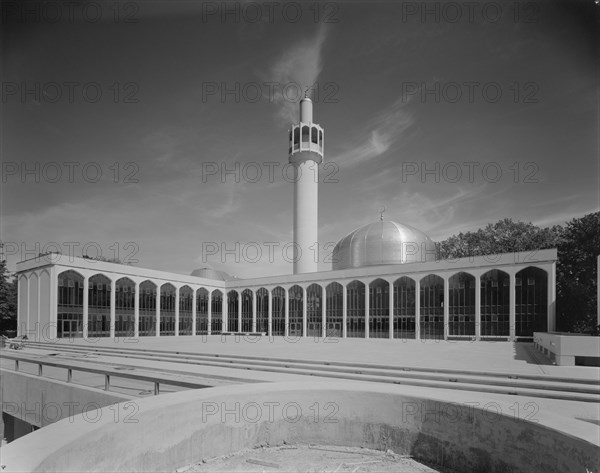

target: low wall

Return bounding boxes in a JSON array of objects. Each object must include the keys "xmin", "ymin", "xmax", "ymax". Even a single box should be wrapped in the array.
[
  {"xmin": 534, "ymin": 332, "xmax": 600, "ymax": 366},
  {"xmin": 0, "ymin": 369, "xmax": 134, "ymax": 429},
  {"xmin": 1, "ymin": 381, "xmax": 598, "ymax": 473}
]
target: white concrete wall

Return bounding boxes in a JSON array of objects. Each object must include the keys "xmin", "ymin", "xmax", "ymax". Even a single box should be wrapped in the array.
[{"xmin": 2, "ymin": 381, "xmax": 598, "ymax": 473}]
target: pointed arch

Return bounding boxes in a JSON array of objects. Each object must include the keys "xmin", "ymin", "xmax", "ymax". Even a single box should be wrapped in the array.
[
  {"xmin": 369, "ymin": 278, "xmax": 390, "ymax": 338},
  {"xmin": 480, "ymin": 269, "xmax": 510, "ymax": 337},
  {"xmin": 393, "ymin": 276, "xmax": 416, "ymax": 339},
  {"xmin": 210, "ymin": 289, "xmax": 223, "ymax": 334},
  {"xmin": 448, "ymin": 272, "xmax": 476, "ymax": 337},
  {"xmin": 325, "ymin": 282, "xmax": 343, "ymax": 338},
  {"xmin": 57, "ymin": 270, "xmax": 84, "ymax": 338},
  {"xmin": 227, "ymin": 290, "xmax": 239, "ymax": 332},
  {"xmin": 271, "ymin": 286, "xmax": 286, "ymax": 336},
  {"xmin": 515, "ymin": 267, "xmax": 548, "ymax": 336},
  {"xmin": 288, "ymin": 285, "xmax": 304, "ymax": 337},
  {"xmin": 160, "ymin": 283, "xmax": 176, "ymax": 336},
  {"xmin": 420, "ymin": 274, "xmax": 444, "ymax": 340},
  {"xmin": 256, "ymin": 288, "xmax": 269, "ymax": 333},
  {"xmin": 346, "ymin": 280, "xmax": 365, "ymax": 338},
  {"xmin": 88, "ymin": 274, "xmax": 112, "ymax": 338}
]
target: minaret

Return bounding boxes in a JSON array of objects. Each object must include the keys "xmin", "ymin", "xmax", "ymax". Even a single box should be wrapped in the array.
[{"xmin": 288, "ymin": 95, "xmax": 324, "ymax": 274}]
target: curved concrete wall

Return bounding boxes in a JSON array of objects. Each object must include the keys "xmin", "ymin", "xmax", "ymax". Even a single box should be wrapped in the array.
[{"xmin": 2, "ymin": 382, "xmax": 598, "ymax": 473}]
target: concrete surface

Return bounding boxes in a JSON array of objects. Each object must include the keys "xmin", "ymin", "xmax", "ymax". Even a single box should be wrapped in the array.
[{"xmin": 1, "ymin": 381, "xmax": 598, "ymax": 473}]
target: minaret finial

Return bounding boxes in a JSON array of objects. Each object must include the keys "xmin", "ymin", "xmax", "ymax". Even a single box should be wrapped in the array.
[{"xmin": 379, "ymin": 206, "xmax": 386, "ymax": 221}]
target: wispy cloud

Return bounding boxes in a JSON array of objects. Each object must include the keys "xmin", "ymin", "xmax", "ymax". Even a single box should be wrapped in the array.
[
  {"xmin": 267, "ymin": 24, "xmax": 328, "ymax": 123},
  {"xmin": 330, "ymin": 96, "xmax": 415, "ymax": 169}
]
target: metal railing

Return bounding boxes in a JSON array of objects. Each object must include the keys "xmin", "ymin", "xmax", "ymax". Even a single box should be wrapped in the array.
[{"xmin": 1, "ymin": 351, "xmax": 213, "ymax": 396}]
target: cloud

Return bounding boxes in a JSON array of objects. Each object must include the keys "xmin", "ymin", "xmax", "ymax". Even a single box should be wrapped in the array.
[
  {"xmin": 330, "ymin": 96, "xmax": 415, "ymax": 169},
  {"xmin": 267, "ymin": 24, "xmax": 328, "ymax": 123}
]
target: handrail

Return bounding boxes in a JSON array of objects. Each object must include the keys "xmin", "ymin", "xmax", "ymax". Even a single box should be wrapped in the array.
[{"xmin": 0, "ymin": 351, "xmax": 216, "ymax": 396}]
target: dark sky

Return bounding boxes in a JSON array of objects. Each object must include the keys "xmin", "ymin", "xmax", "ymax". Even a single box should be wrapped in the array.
[{"xmin": 1, "ymin": 0, "xmax": 598, "ymax": 277}]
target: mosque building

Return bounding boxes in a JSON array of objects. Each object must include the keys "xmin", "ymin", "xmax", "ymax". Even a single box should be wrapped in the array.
[{"xmin": 16, "ymin": 98, "xmax": 557, "ymax": 342}]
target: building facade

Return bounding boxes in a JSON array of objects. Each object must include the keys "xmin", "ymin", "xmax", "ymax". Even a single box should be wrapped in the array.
[{"xmin": 16, "ymin": 249, "xmax": 556, "ymax": 342}]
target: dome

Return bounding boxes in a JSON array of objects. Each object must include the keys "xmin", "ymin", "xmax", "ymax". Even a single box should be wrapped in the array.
[
  {"xmin": 190, "ymin": 265, "xmax": 233, "ymax": 281},
  {"xmin": 332, "ymin": 220, "xmax": 436, "ymax": 270}
]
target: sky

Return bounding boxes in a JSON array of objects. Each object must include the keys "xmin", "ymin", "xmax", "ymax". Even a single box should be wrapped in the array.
[{"xmin": 1, "ymin": 0, "xmax": 598, "ymax": 278}]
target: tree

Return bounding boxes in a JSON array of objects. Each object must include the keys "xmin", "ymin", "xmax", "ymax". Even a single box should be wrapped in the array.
[
  {"xmin": 436, "ymin": 218, "xmax": 562, "ymax": 259},
  {"xmin": 0, "ymin": 259, "xmax": 18, "ymax": 333},
  {"xmin": 555, "ymin": 212, "xmax": 599, "ymax": 334}
]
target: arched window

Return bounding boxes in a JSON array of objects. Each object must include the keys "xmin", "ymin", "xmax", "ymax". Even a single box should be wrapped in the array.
[
  {"xmin": 515, "ymin": 267, "xmax": 547, "ymax": 336},
  {"xmin": 179, "ymin": 286, "xmax": 193, "ymax": 336},
  {"xmin": 271, "ymin": 287, "xmax": 286, "ymax": 336},
  {"xmin": 196, "ymin": 288, "xmax": 209, "ymax": 334},
  {"xmin": 241, "ymin": 289, "xmax": 253, "ymax": 332},
  {"xmin": 57, "ymin": 270, "xmax": 84, "ymax": 338},
  {"xmin": 448, "ymin": 272, "xmax": 475, "ymax": 337},
  {"xmin": 326, "ymin": 282, "xmax": 343, "ymax": 338},
  {"xmin": 393, "ymin": 277, "xmax": 416, "ymax": 339},
  {"xmin": 88, "ymin": 274, "xmax": 111, "ymax": 338},
  {"xmin": 139, "ymin": 281, "xmax": 157, "ymax": 336},
  {"xmin": 420, "ymin": 275, "xmax": 444, "ymax": 340},
  {"xmin": 211, "ymin": 290, "xmax": 223, "ymax": 334},
  {"xmin": 288, "ymin": 285, "xmax": 303, "ymax": 337},
  {"xmin": 311, "ymin": 126, "xmax": 318, "ymax": 144},
  {"xmin": 293, "ymin": 127, "xmax": 300, "ymax": 151},
  {"xmin": 346, "ymin": 280, "xmax": 365, "ymax": 338},
  {"xmin": 160, "ymin": 283, "xmax": 176, "ymax": 336},
  {"xmin": 369, "ymin": 279, "xmax": 389, "ymax": 338},
  {"xmin": 115, "ymin": 277, "xmax": 135, "ymax": 338},
  {"xmin": 306, "ymin": 284, "xmax": 323, "ymax": 337},
  {"xmin": 227, "ymin": 290, "xmax": 239, "ymax": 332},
  {"xmin": 256, "ymin": 288, "xmax": 269, "ymax": 334},
  {"xmin": 480, "ymin": 270, "xmax": 510, "ymax": 337},
  {"xmin": 301, "ymin": 125, "xmax": 310, "ymax": 146}
]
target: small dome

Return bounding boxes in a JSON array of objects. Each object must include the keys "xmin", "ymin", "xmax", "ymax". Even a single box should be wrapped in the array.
[
  {"xmin": 332, "ymin": 220, "xmax": 436, "ymax": 270},
  {"xmin": 190, "ymin": 266, "xmax": 233, "ymax": 281}
]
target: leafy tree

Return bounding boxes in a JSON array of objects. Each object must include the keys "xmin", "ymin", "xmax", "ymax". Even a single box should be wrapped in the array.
[
  {"xmin": 555, "ymin": 212, "xmax": 599, "ymax": 334},
  {"xmin": 0, "ymin": 259, "xmax": 18, "ymax": 333},
  {"xmin": 436, "ymin": 218, "xmax": 562, "ymax": 258}
]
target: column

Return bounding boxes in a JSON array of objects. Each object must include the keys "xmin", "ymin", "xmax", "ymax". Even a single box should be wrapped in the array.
[
  {"xmin": 415, "ymin": 279, "xmax": 421, "ymax": 341},
  {"xmin": 302, "ymin": 287, "xmax": 307, "ymax": 337},
  {"xmin": 268, "ymin": 290, "xmax": 272, "ymax": 337},
  {"xmin": 110, "ymin": 279, "xmax": 116, "ymax": 339},
  {"xmin": 252, "ymin": 290, "xmax": 257, "ymax": 333},
  {"xmin": 342, "ymin": 284, "xmax": 347, "ymax": 339},
  {"xmin": 134, "ymin": 282, "xmax": 139, "ymax": 338},
  {"xmin": 174, "ymin": 287, "xmax": 180, "ymax": 337},
  {"xmin": 388, "ymin": 280, "xmax": 394, "ymax": 339},
  {"xmin": 82, "ymin": 276, "xmax": 89, "ymax": 339},
  {"xmin": 284, "ymin": 289, "xmax": 289, "ymax": 337},
  {"xmin": 321, "ymin": 286, "xmax": 326, "ymax": 338},
  {"xmin": 443, "ymin": 276, "xmax": 449, "ymax": 340},
  {"xmin": 192, "ymin": 289, "xmax": 197, "ymax": 336},
  {"xmin": 475, "ymin": 275, "xmax": 481, "ymax": 341},
  {"xmin": 509, "ymin": 273, "xmax": 516, "ymax": 341},
  {"xmin": 364, "ymin": 282, "xmax": 370, "ymax": 339},
  {"xmin": 155, "ymin": 287, "xmax": 161, "ymax": 337}
]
